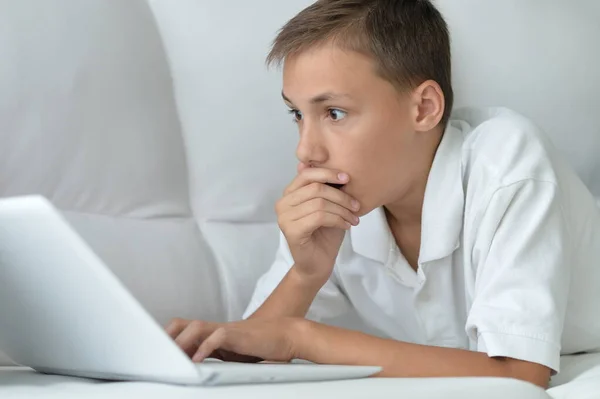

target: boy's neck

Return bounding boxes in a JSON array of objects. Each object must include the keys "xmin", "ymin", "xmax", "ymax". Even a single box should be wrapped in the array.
[
  {"xmin": 384, "ymin": 176, "xmax": 427, "ymax": 228},
  {"xmin": 383, "ymin": 171, "xmax": 427, "ymax": 271},
  {"xmin": 382, "ymin": 126, "xmax": 444, "ymax": 269},
  {"xmin": 384, "ymin": 125, "xmax": 444, "ymax": 227}
]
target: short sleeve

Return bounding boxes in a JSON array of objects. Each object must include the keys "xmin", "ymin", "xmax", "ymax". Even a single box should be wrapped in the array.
[
  {"xmin": 242, "ymin": 230, "xmax": 352, "ymax": 321},
  {"xmin": 465, "ymin": 180, "xmax": 571, "ymax": 373}
]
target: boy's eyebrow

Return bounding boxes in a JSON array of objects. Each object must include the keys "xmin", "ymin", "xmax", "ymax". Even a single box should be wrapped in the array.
[
  {"xmin": 281, "ymin": 91, "xmax": 351, "ymax": 105},
  {"xmin": 281, "ymin": 91, "xmax": 294, "ymax": 104}
]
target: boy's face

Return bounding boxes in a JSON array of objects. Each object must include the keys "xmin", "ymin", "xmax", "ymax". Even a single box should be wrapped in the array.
[{"xmin": 282, "ymin": 44, "xmax": 438, "ymax": 216}]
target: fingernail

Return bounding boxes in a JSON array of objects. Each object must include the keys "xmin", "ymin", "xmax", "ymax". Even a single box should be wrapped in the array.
[
  {"xmin": 192, "ymin": 351, "xmax": 205, "ymax": 363},
  {"xmin": 338, "ymin": 173, "xmax": 349, "ymax": 182},
  {"xmin": 351, "ymin": 200, "xmax": 360, "ymax": 210},
  {"xmin": 354, "ymin": 216, "xmax": 360, "ymax": 225}
]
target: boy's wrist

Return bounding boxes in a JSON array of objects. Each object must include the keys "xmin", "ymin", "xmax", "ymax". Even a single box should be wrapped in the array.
[
  {"xmin": 289, "ymin": 264, "xmax": 330, "ymax": 292},
  {"xmin": 288, "ymin": 317, "xmax": 317, "ymax": 360},
  {"xmin": 249, "ymin": 265, "xmax": 328, "ymax": 320}
]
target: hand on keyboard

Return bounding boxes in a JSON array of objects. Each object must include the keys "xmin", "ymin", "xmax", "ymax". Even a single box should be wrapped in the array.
[{"xmin": 165, "ymin": 317, "xmax": 302, "ymax": 364}]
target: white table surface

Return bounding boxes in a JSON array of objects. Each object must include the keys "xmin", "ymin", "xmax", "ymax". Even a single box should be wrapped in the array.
[
  {"xmin": 0, "ymin": 367, "xmax": 550, "ymax": 399},
  {"xmin": 3, "ymin": 353, "xmax": 600, "ymax": 399}
]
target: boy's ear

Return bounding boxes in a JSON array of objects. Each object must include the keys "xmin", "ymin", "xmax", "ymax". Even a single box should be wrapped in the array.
[{"xmin": 410, "ymin": 80, "xmax": 445, "ymax": 132}]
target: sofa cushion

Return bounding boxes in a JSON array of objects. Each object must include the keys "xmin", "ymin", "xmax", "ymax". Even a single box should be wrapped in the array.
[
  {"xmin": 0, "ymin": 0, "xmax": 189, "ymax": 216},
  {"xmin": 147, "ymin": 0, "xmax": 314, "ymax": 222},
  {"xmin": 0, "ymin": 0, "xmax": 226, "ymax": 364}
]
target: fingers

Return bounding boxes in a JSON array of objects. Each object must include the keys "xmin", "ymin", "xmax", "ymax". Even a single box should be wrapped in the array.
[
  {"xmin": 193, "ymin": 328, "xmax": 227, "ymax": 362},
  {"xmin": 172, "ymin": 320, "xmax": 220, "ymax": 357},
  {"xmin": 284, "ymin": 167, "xmax": 349, "ymax": 195},
  {"xmin": 165, "ymin": 318, "xmax": 190, "ymax": 339},
  {"xmin": 297, "ymin": 162, "xmax": 309, "ymax": 173},
  {"xmin": 167, "ymin": 319, "xmax": 264, "ymax": 363},
  {"xmin": 283, "ymin": 182, "xmax": 360, "ymax": 212},
  {"xmin": 299, "ymin": 210, "xmax": 353, "ymax": 233},
  {"xmin": 280, "ymin": 210, "xmax": 353, "ymax": 242},
  {"xmin": 192, "ymin": 328, "xmax": 264, "ymax": 364},
  {"xmin": 289, "ymin": 198, "xmax": 359, "ymax": 227},
  {"xmin": 277, "ymin": 183, "xmax": 361, "ymax": 240}
]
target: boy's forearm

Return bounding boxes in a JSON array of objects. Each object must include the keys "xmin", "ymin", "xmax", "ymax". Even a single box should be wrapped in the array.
[
  {"xmin": 293, "ymin": 320, "xmax": 551, "ymax": 389},
  {"xmin": 249, "ymin": 267, "xmax": 322, "ymax": 319}
]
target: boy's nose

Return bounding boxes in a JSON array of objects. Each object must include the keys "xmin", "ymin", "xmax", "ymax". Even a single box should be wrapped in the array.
[{"xmin": 296, "ymin": 126, "xmax": 327, "ymax": 166}]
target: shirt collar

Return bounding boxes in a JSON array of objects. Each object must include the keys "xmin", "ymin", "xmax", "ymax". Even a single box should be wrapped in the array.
[
  {"xmin": 349, "ymin": 119, "xmax": 468, "ymax": 265},
  {"xmin": 349, "ymin": 206, "xmax": 392, "ymax": 264},
  {"xmin": 418, "ymin": 119, "xmax": 468, "ymax": 264}
]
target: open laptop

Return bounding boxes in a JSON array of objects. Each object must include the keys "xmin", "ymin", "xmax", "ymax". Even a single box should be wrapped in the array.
[{"xmin": 0, "ymin": 195, "xmax": 381, "ymax": 385}]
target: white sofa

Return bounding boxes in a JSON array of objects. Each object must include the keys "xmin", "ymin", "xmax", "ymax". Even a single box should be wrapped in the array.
[{"xmin": 1, "ymin": 1, "xmax": 599, "ymax": 397}]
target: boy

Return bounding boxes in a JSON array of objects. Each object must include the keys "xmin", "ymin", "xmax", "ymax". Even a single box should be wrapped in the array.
[{"xmin": 166, "ymin": 0, "xmax": 600, "ymax": 388}]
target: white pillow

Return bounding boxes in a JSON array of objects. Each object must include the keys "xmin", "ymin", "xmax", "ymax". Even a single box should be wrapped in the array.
[
  {"xmin": 0, "ymin": 0, "xmax": 189, "ymax": 216},
  {"xmin": 148, "ymin": 0, "xmax": 315, "ymax": 223},
  {"xmin": 438, "ymin": 0, "xmax": 600, "ymax": 195}
]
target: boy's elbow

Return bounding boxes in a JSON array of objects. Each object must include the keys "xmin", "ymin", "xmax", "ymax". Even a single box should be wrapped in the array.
[
  {"xmin": 517, "ymin": 373, "xmax": 550, "ymax": 390},
  {"xmin": 501, "ymin": 358, "xmax": 551, "ymax": 390}
]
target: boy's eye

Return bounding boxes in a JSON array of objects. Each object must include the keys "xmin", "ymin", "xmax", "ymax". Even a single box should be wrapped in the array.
[
  {"xmin": 328, "ymin": 109, "xmax": 347, "ymax": 121},
  {"xmin": 288, "ymin": 109, "xmax": 303, "ymax": 123}
]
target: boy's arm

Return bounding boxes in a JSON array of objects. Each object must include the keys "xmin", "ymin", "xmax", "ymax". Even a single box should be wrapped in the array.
[
  {"xmin": 189, "ymin": 317, "xmax": 551, "ymax": 389},
  {"xmin": 248, "ymin": 266, "xmax": 322, "ymax": 319},
  {"xmin": 291, "ymin": 181, "xmax": 565, "ymax": 390},
  {"xmin": 243, "ymin": 231, "xmax": 351, "ymax": 321},
  {"xmin": 294, "ymin": 320, "xmax": 552, "ymax": 389}
]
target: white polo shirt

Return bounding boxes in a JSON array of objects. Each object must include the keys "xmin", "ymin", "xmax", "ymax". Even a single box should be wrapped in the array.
[{"xmin": 244, "ymin": 107, "xmax": 600, "ymax": 373}]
